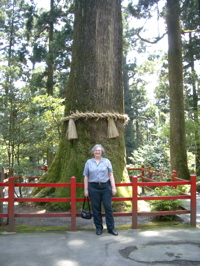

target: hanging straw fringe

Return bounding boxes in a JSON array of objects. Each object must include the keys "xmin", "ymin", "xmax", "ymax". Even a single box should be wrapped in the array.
[
  {"xmin": 108, "ymin": 118, "xmax": 119, "ymax": 138},
  {"xmin": 63, "ymin": 111, "xmax": 129, "ymax": 140},
  {"xmin": 67, "ymin": 119, "xmax": 78, "ymax": 140}
]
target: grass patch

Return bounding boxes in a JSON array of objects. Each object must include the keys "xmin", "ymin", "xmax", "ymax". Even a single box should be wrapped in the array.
[
  {"xmin": 0, "ymin": 219, "xmax": 194, "ymax": 233},
  {"xmin": 0, "ymin": 225, "xmax": 70, "ymax": 233},
  {"xmin": 0, "ymin": 225, "xmax": 97, "ymax": 233}
]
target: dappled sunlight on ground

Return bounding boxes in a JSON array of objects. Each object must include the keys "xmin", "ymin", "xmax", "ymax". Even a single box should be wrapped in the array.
[
  {"xmin": 139, "ymin": 230, "xmax": 160, "ymax": 237},
  {"xmin": 67, "ymin": 239, "xmax": 86, "ymax": 246},
  {"xmin": 138, "ymin": 200, "xmax": 151, "ymax": 212},
  {"xmin": 55, "ymin": 261, "xmax": 79, "ymax": 266}
]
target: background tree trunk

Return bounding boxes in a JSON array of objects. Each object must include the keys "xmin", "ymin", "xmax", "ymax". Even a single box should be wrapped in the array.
[
  {"xmin": 167, "ymin": 0, "xmax": 190, "ymax": 179},
  {"xmin": 35, "ymin": 0, "xmax": 129, "ymax": 208},
  {"xmin": 46, "ymin": 0, "xmax": 54, "ymax": 96},
  {"xmin": 187, "ymin": 33, "xmax": 200, "ymax": 176}
]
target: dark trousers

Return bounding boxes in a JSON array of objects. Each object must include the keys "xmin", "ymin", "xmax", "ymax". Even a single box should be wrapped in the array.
[{"xmin": 88, "ymin": 181, "xmax": 114, "ymax": 231}]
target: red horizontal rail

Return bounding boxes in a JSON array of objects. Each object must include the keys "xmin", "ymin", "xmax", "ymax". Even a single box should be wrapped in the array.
[
  {"xmin": 0, "ymin": 198, "xmax": 8, "ymax": 202},
  {"xmin": 139, "ymin": 195, "xmax": 191, "ymax": 200},
  {"xmin": 138, "ymin": 210, "xmax": 190, "ymax": 216},
  {"xmin": 0, "ymin": 214, "xmax": 8, "ymax": 217},
  {"xmin": 127, "ymin": 168, "xmax": 142, "ymax": 171},
  {"xmin": 127, "ymin": 168, "xmax": 167, "ymax": 176},
  {"xmin": 0, "ymin": 183, "xmax": 8, "ymax": 187},
  {"xmin": 12, "ymin": 177, "xmax": 41, "ymax": 180},
  {"xmin": 0, "ymin": 167, "xmax": 197, "ymax": 232},
  {"xmin": 15, "ymin": 198, "xmax": 71, "ymax": 202},
  {"xmin": 13, "ymin": 183, "xmax": 71, "ymax": 187},
  {"xmin": 15, "ymin": 213, "xmax": 71, "ymax": 218},
  {"xmin": 172, "ymin": 177, "xmax": 188, "ymax": 182},
  {"xmin": 113, "ymin": 210, "xmax": 189, "ymax": 216},
  {"xmin": 133, "ymin": 181, "xmax": 191, "ymax": 186}
]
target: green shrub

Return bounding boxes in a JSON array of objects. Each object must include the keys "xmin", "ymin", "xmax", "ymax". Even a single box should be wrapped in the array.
[
  {"xmin": 176, "ymin": 185, "xmax": 190, "ymax": 194},
  {"xmin": 150, "ymin": 187, "xmax": 184, "ymax": 221}
]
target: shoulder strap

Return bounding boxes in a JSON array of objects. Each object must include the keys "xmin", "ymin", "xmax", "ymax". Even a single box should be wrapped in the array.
[{"xmin": 83, "ymin": 197, "xmax": 91, "ymax": 211}]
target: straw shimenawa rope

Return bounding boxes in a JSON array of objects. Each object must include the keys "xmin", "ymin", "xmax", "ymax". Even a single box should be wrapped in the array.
[
  {"xmin": 61, "ymin": 111, "xmax": 129, "ymax": 123},
  {"xmin": 61, "ymin": 111, "xmax": 129, "ymax": 140}
]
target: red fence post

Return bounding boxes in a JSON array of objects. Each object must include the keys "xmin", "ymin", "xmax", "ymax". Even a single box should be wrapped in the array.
[
  {"xmin": 70, "ymin": 176, "xmax": 76, "ymax": 231},
  {"xmin": 8, "ymin": 177, "xmax": 15, "ymax": 232},
  {"xmin": 190, "ymin": 174, "xmax": 196, "ymax": 226},
  {"xmin": 131, "ymin": 176, "xmax": 138, "ymax": 229},
  {"xmin": 172, "ymin": 170, "xmax": 178, "ymax": 188},
  {"xmin": 172, "ymin": 170, "xmax": 177, "ymax": 180},
  {"xmin": 141, "ymin": 165, "xmax": 145, "ymax": 194},
  {"xmin": 148, "ymin": 166, "xmax": 152, "ymax": 179}
]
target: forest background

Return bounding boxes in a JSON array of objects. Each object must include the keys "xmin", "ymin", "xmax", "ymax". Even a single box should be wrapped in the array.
[{"xmin": 0, "ymin": 0, "xmax": 199, "ymax": 179}]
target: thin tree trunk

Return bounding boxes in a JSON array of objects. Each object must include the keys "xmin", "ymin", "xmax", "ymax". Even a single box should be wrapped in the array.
[
  {"xmin": 188, "ymin": 33, "xmax": 200, "ymax": 175},
  {"xmin": 167, "ymin": 0, "xmax": 190, "ymax": 179},
  {"xmin": 47, "ymin": 0, "xmax": 54, "ymax": 96},
  {"xmin": 123, "ymin": 56, "xmax": 135, "ymax": 161}
]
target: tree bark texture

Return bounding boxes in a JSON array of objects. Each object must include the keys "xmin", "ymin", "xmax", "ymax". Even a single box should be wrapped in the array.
[
  {"xmin": 66, "ymin": 0, "xmax": 123, "ymax": 113},
  {"xmin": 34, "ymin": 0, "xmax": 129, "ymax": 208},
  {"xmin": 167, "ymin": 0, "xmax": 190, "ymax": 179},
  {"xmin": 46, "ymin": 0, "xmax": 54, "ymax": 96},
  {"xmin": 188, "ymin": 33, "xmax": 200, "ymax": 176}
]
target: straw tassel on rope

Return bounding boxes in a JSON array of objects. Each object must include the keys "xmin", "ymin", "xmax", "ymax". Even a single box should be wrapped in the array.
[
  {"xmin": 108, "ymin": 118, "xmax": 119, "ymax": 138},
  {"xmin": 67, "ymin": 119, "xmax": 78, "ymax": 140},
  {"xmin": 62, "ymin": 111, "xmax": 129, "ymax": 140}
]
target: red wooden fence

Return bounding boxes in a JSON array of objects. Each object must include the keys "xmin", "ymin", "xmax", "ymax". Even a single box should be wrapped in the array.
[{"xmin": 0, "ymin": 167, "xmax": 197, "ymax": 232}]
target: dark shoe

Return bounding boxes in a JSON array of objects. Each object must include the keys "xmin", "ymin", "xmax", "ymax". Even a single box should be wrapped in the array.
[
  {"xmin": 96, "ymin": 228, "xmax": 102, "ymax": 235},
  {"xmin": 108, "ymin": 229, "xmax": 118, "ymax": 236}
]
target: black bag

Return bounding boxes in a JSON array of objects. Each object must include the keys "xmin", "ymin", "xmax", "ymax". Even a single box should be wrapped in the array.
[{"xmin": 81, "ymin": 197, "xmax": 92, "ymax": 219}]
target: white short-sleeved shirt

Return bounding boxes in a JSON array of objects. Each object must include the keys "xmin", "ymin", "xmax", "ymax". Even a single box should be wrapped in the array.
[{"xmin": 83, "ymin": 158, "xmax": 113, "ymax": 183}]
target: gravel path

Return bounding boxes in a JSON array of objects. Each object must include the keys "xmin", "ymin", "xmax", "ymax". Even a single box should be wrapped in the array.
[{"xmin": 11, "ymin": 202, "xmax": 153, "ymax": 229}]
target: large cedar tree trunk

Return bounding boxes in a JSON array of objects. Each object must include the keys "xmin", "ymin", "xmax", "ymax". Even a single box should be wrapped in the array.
[
  {"xmin": 167, "ymin": 0, "xmax": 190, "ymax": 179},
  {"xmin": 34, "ymin": 0, "xmax": 129, "ymax": 207}
]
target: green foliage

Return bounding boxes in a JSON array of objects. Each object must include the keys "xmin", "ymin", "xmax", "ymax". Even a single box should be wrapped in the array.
[
  {"xmin": 26, "ymin": 0, "xmax": 73, "ymax": 96},
  {"xmin": 128, "ymin": 140, "xmax": 170, "ymax": 170},
  {"xmin": 124, "ymin": 0, "xmax": 200, "ymax": 179},
  {"xmin": 0, "ymin": 0, "xmax": 73, "ymax": 176},
  {"xmin": 123, "ymin": 55, "xmax": 163, "ymax": 161},
  {"xmin": 176, "ymin": 185, "xmax": 191, "ymax": 194},
  {"xmin": 0, "ymin": 90, "xmax": 64, "ymax": 176},
  {"xmin": 150, "ymin": 187, "xmax": 184, "ymax": 221}
]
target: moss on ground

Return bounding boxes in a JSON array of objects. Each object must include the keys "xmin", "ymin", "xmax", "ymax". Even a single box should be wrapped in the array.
[{"xmin": 0, "ymin": 221, "xmax": 194, "ymax": 234}]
